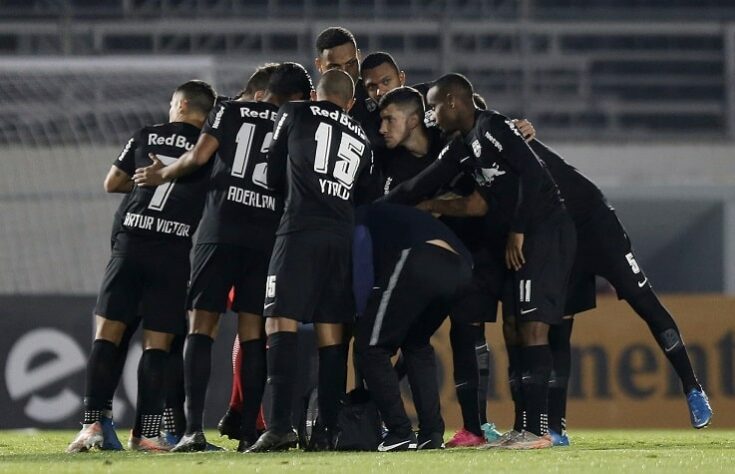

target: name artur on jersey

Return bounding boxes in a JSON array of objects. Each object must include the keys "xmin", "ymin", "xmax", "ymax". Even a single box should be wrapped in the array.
[
  {"xmin": 147, "ymin": 133, "xmax": 194, "ymax": 150},
  {"xmin": 123, "ymin": 212, "xmax": 191, "ymax": 237},
  {"xmin": 309, "ymin": 105, "xmax": 367, "ymax": 141}
]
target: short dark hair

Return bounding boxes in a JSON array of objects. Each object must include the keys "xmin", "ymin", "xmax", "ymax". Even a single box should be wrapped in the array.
[
  {"xmin": 267, "ymin": 62, "xmax": 314, "ymax": 100},
  {"xmin": 175, "ymin": 80, "xmax": 217, "ymax": 115},
  {"xmin": 432, "ymin": 73, "xmax": 474, "ymax": 102},
  {"xmin": 360, "ymin": 51, "xmax": 400, "ymax": 75},
  {"xmin": 237, "ymin": 63, "xmax": 280, "ymax": 99},
  {"xmin": 316, "ymin": 26, "xmax": 356, "ymax": 53},
  {"xmin": 379, "ymin": 86, "xmax": 425, "ymax": 119}
]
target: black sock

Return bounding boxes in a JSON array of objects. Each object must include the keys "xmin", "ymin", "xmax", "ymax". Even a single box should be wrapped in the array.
[
  {"xmin": 549, "ymin": 319, "xmax": 573, "ymax": 434},
  {"xmin": 163, "ymin": 335, "xmax": 186, "ymax": 435},
  {"xmin": 105, "ymin": 319, "xmax": 139, "ymax": 418},
  {"xmin": 520, "ymin": 345, "xmax": 552, "ymax": 436},
  {"xmin": 473, "ymin": 326, "xmax": 490, "ymax": 426},
  {"xmin": 318, "ymin": 343, "xmax": 348, "ymax": 431},
  {"xmin": 83, "ymin": 339, "xmax": 120, "ymax": 424},
  {"xmin": 184, "ymin": 334, "xmax": 213, "ymax": 434},
  {"xmin": 506, "ymin": 344, "xmax": 524, "ymax": 432},
  {"xmin": 266, "ymin": 331, "xmax": 298, "ymax": 434},
  {"xmin": 133, "ymin": 349, "xmax": 168, "ymax": 438},
  {"xmin": 450, "ymin": 323, "xmax": 481, "ymax": 436},
  {"xmin": 240, "ymin": 338, "xmax": 267, "ymax": 439},
  {"xmin": 628, "ymin": 291, "xmax": 700, "ymax": 393}
]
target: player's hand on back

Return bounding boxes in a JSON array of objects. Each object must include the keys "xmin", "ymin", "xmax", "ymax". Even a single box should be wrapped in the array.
[
  {"xmin": 505, "ymin": 231, "xmax": 526, "ymax": 271},
  {"xmin": 133, "ymin": 153, "xmax": 166, "ymax": 187},
  {"xmin": 512, "ymin": 119, "xmax": 535, "ymax": 142}
]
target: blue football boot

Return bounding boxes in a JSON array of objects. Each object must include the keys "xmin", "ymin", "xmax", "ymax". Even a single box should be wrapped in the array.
[
  {"xmin": 687, "ymin": 388, "xmax": 713, "ymax": 429},
  {"xmin": 548, "ymin": 429, "xmax": 570, "ymax": 447},
  {"xmin": 99, "ymin": 416, "xmax": 124, "ymax": 451}
]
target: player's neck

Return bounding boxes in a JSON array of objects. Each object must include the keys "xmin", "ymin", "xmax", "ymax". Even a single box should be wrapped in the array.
[
  {"xmin": 171, "ymin": 114, "xmax": 204, "ymax": 129},
  {"xmin": 458, "ymin": 108, "xmax": 478, "ymax": 135},
  {"xmin": 403, "ymin": 127, "xmax": 430, "ymax": 157}
]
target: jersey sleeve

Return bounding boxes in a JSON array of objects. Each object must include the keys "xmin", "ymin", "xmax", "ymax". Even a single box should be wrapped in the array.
[
  {"xmin": 201, "ymin": 102, "xmax": 227, "ymax": 143},
  {"xmin": 484, "ymin": 114, "xmax": 547, "ymax": 234},
  {"xmin": 266, "ymin": 103, "xmax": 294, "ymax": 192},
  {"xmin": 378, "ymin": 138, "xmax": 466, "ymax": 205},
  {"xmin": 112, "ymin": 130, "xmax": 140, "ymax": 176}
]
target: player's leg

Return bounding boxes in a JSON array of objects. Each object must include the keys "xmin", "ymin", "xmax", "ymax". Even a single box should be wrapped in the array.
[
  {"xmin": 548, "ymin": 316, "xmax": 573, "ymax": 446},
  {"xmin": 236, "ymin": 312, "xmax": 267, "ymax": 451},
  {"xmin": 594, "ymin": 209, "xmax": 711, "ymax": 427},
  {"xmin": 129, "ymin": 329, "xmax": 175, "ymax": 452},
  {"xmin": 447, "ymin": 321, "xmax": 484, "ymax": 446},
  {"xmin": 68, "ymin": 256, "xmax": 141, "ymax": 453},
  {"xmin": 219, "ymin": 287, "xmax": 245, "ymax": 440},
  {"xmin": 162, "ymin": 334, "xmax": 186, "ymax": 444}
]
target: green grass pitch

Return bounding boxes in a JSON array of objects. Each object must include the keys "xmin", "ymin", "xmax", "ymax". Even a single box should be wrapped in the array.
[{"xmin": 1, "ymin": 430, "xmax": 733, "ymax": 473}]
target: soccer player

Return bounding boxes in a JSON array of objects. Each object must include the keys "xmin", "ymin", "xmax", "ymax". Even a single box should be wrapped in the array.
[
  {"xmin": 353, "ymin": 203, "xmax": 473, "ymax": 451},
  {"xmin": 66, "ymin": 80, "xmax": 217, "ymax": 453},
  {"xmin": 246, "ymin": 70, "xmax": 373, "ymax": 452},
  {"xmin": 133, "ymin": 62, "xmax": 314, "ymax": 452},
  {"xmin": 376, "ymin": 86, "xmax": 501, "ymax": 447},
  {"xmin": 381, "ymin": 73, "xmax": 576, "ymax": 449},
  {"xmin": 217, "ymin": 63, "xmax": 280, "ymax": 442}
]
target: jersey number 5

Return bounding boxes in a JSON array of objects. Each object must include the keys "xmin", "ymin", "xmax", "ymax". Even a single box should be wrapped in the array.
[
  {"xmin": 148, "ymin": 154, "xmax": 178, "ymax": 211},
  {"xmin": 313, "ymin": 122, "xmax": 364, "ymax": 188}
]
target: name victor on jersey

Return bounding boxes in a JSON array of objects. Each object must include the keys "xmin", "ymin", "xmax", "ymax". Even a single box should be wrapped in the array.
[
  {"xmin": 123, "ymin": 212, "xmax": 191, "ymax": 237},
  {"xmin": 227, "ymin": 185, "xmax": 277, "ymax": 210}
]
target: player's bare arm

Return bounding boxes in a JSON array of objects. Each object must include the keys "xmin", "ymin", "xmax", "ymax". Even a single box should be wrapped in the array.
[
  {"xmin": 133, "ymin": 133, "xmax": 219, "ymax": 187},
  {"xmin": 103, "ymin": 165, "xmax": 133, "ymax": 193},
  {"xmin": 416, "ymin": 189, "xmax": 488, "ymax": 217},
  {"xmin": 505, "ymin": 231, "xmax": 525, "ymax": 271}
]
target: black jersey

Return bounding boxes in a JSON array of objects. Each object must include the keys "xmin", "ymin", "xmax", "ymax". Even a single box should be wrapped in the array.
[
  {"xmin": 195, "ymin": 100, "xmax": 282, "ymax": 249},
  {"xmin": 380, "ymin": 126, "xmax": 446, "ymax": 195},
  {"xmin": 267, "ymin": 100, "xmax": 373, "ymax": 238},
  {"xmin": 528, "ymin": 139, "xmax": 611, "ymax": 225},
  {"xmin": 351, "ymin": 80, "xmax": 384, "ymax": 149},
  {"xmin": 111, "ymin": 122, "xmax": 208, "ymax": 247}
]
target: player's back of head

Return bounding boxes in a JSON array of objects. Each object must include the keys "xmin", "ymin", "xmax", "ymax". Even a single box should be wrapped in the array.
[
  {"xmin": 175, "ymin": 80, "xmax": 217, "ymax": 116},
  {"xmin": 360, "ymin": 51, "xmax": 400, "ymax": 75},
  {"xmin": 315, "ymin": 26, "xmax": 356, "ymax": 53},
  {"xmin": 432, "ymin": 73, "xmax": 474, "ymax": 104},
  {"xmin": 238, "ymin": 63, "xmax": 280, "ymax": 100},
  {"xmin": 379, "ymin": 86, "xmax": 424, "ymax": 119},
  {"xmin": 316, "ymin": 69, "xmax": 355, "ymax": 109},
  {"xmin": 267, "ymin": 62, "xmax": 314, "ymax": 102}
]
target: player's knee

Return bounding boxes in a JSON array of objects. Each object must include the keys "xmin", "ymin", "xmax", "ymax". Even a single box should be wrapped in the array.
[
  {"xmin": 142, "ymin": 330, "xmax": 174, "ymax": 351},
  {"xmin": 94, "ymin": 315, "xmax": 127, "ymax": 345},
  {"xmin": 265, "ymin": 316, "xmax": 298, "ymax": 335},
  {"xmin": 519, "ymin": 321, "xmax": 549, "ymax": 346},
  {"xmin": 188, "ymin": 309, "xmax": 220, "ymax": 337},
  {"xmin": 237, "ymin": 312, "xmax": 264, "ymax": 341},
  {"xmin": 315, "ymin": 322, "xmax": 345, "ymax": 347}
]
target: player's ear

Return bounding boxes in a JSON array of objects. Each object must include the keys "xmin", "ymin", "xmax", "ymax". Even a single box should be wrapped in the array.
[
  {"xmin": 314, "ymin": 57, "xmax": 323, "ymax": 75},
  {"xmin": 253, "ymin": 90, "xmax": 265, "ymax": 101},
  {"xmin": 407, "ymin": 112, "xmax": 420, "ymax": 130},
  {"xmin": 309, "ymin": 89, "xmax": 317, "ymax": 102},
  {"xmin": 447, "ymin": 93, "xmax": 456, "ymax": 109},
  {"xmin": 399, "ymin": 70, "xmax": 406, "ymax": 86},
  {"xmin": 345, "ymin": 97, "xmax": 356, "ymax": 113}
]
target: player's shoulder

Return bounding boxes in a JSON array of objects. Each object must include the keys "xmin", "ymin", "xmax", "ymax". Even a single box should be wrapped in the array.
[{"xmin": 232, "ymin": 99, "xmax": 279, "ymax": 122}]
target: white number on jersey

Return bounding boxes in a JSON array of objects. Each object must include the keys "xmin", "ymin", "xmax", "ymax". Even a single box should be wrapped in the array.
[
  {"xmin": 313, "ymin": 122, "xmax": 364, "ymax": 188},
  {"xmin": 231, "ymin": 123, "xmax": 272, "ymax": 190},
  {"xmin": 147, "ymin": 154, "xmax": 178, "ymax": 211}
]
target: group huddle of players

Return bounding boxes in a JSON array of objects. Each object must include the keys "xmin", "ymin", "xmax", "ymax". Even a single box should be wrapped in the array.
[{"xmin": 66, "ymin": 26, "xmax": 713, "ymax": 454}]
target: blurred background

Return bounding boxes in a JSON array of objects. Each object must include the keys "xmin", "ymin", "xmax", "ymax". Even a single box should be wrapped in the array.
[{"xmin": 0, "ymin": 0, "xmax": 733, "ymax": 431}]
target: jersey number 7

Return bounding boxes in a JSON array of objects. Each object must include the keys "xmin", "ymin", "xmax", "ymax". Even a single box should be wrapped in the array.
[
  {"xmin": 313, "ymin": 122, "xmax": 364, "ymax": 188},
  {"xmin": 147, "ymin": 154, "xmax": 178, "ymax": 211}
]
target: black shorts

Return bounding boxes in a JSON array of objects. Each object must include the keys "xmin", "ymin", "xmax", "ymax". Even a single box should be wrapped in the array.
[
  {"xmin": 566, "ymin": 206, "xmax": 652, "ymax": 315},
  {"xmin": 95, "ymin": 243, "xmax": 189, "ymax": 335},
  {"xmin": 450, "ymin": 257, "xmax": 505, "ymax": 324},
  {"xmin": 502, "ymin": 212, "xmax": 576, "ymax": 325},
  {"xmin": 264, "ymin": 230, "xmax": 354, "ymax": 324},
  {"xmin": 187, "ymin": 243, "xmax": 271, "ymax": 315},
  {"xmin": 356, "ymin": 243, "xmax": 473, "ymax": 352}
]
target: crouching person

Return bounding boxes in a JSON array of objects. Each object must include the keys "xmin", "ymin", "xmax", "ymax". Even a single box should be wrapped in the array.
[{"xmin": 354, "ymin": 203, "xmax": 473, "ymax": 452}]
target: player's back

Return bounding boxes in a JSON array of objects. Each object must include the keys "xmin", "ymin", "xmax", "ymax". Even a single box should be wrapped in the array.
[
  {"xmin": 114, "ymin": 121, "xmax": 208, "ymax": 246},
  {"xmin": 272, "ymin": 100, "xmax": 372, "ymax": 237},
  {"xmin": 196, "ymin": 99, "xmax": 282, "ymax": 249}
]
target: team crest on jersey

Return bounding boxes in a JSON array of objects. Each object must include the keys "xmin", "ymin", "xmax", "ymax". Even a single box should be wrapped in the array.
[
  {"xmin": 473, "ymin": 162, "xmax": 506, "ymax": 187},
  {"xmin": 471, "ymin": 139, "xmax": 482, "ymax": 158},
  {"xmin": 366, "ymin": 98, "xmax": 377, "ymax": 112}
]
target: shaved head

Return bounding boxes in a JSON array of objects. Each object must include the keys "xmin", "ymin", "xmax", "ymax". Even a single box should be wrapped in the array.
[{"xmin": 316, "ymin": 69, "xmax": 355, "ymax": 110}]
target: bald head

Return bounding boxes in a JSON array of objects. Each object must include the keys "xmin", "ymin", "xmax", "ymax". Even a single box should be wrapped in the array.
[{"xmin": 316, "ymin": 69, "xmax": 355, "ymax": 111}]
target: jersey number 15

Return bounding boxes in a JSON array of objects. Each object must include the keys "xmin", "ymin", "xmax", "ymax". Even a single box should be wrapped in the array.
[{"xmin": 313, "ymin": 122, "xmax": 364, "ymax": 188}]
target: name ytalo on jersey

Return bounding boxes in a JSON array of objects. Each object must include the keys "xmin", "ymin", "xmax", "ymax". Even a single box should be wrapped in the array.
[
  {"xmin": 227, "ymin": 185, "xmax": 277, "ymax": 210},
  {"xmin": 319, "ymin": 178, "xmax": 350, "ymax": 200},
  {"xmin": 123, "ymin": 212, "xmax": 191, "ymax": 237}
]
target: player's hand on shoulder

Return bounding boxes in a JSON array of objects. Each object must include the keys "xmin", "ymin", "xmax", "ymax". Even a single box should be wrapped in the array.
[
  {"xmin": 505, "ymin": 231, "xmax": 526, "ymax": 271},
  {"xmin": 512, "ymin": 119, "xmax": 536, "ymax": 142},
  {"xmin": 133, "ymin": 153, "xmax": 166, "ymax": 187}
]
